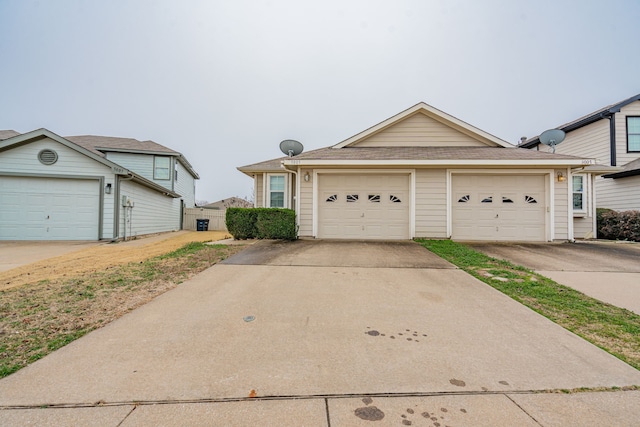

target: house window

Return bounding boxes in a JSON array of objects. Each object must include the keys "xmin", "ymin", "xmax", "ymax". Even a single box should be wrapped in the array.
[
  {"xmin": 269, "ymin": 175, "xmax": 285, "ymax": 208},
  {"xmin": 573, "ymin": 175, "xmax": 584, "ymax": 211},
  {"xmin": 628, "ymin": 117, "xmax": 640, "ymax": 152},
  {"xmin": 154, "ymin": 156, "xmax": 171, "ymax": 180}
]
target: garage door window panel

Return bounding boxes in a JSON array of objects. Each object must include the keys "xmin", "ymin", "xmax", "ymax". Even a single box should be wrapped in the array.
[{"xmin": 368, "ymin": 194, "xmax": 380, "ymax": 202}]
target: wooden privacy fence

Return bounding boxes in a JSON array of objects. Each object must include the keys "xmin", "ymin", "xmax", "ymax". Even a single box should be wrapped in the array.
[{"xmin": 183, "ymin": 208, "xmax": 227, "ymax": 231}]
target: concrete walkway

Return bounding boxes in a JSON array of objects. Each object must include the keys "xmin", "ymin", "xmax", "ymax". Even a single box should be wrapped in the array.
[{"xmin": 1, "ymin": 240, "xmax": 639, "ymax": 426}]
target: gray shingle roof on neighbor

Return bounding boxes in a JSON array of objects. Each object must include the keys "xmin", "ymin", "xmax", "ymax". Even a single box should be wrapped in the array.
[
  {"xmin": 604, "ymin": 158, "xmax": 640, "ymax": 178},
  {"xmin": 238, "ymin": 146, "xmax": 584, "ymax": 171},
  {"xmin": 65, "ymin": 135, "xmax": 179, "ymax": 156},
  {"xmin": 0, "ymin": 130, "xmax": 20, "ymax": 140}
]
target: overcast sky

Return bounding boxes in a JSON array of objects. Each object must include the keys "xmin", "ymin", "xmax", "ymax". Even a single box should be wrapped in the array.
[{"xmin": 1, "ymin": 0, "xmax": 638, "ymax": 203}]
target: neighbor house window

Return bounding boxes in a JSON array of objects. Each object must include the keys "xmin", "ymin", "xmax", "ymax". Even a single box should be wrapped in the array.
[
  {"xmin": 573, "ymin": 175, "xmax": 584, "ymax": 211},
  {"xmin": 154, "ymin": 156, "xmax": 171, "ymax": 180},
  {"xmin": 627, "ymin": 117, "xmax": 640, "ymax": 152},
  {"xmin": 268, "ymin": 175, "xmax": 285, "ymax": 208}
]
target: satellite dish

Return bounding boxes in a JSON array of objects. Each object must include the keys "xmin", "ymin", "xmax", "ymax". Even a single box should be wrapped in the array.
[
  {"xmin": 539, "ymin": 129, "xmax": 565, "ymax": 153},
  {"xmin": 279, "ymin": 139, "xmax": 304, "ymax": 157}
]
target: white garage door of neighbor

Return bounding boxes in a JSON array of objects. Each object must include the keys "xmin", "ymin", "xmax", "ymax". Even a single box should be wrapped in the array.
[
  {"xmin": 0, "ymin": 176, "xmax": 100, "ymax": 240},
  {"xmin": 318, "ymin": 174, "xmax": 410, "ymax": 239},
  {"xmin": 452, "ymin": 174, "xmax": 546, "ymax": 241}
]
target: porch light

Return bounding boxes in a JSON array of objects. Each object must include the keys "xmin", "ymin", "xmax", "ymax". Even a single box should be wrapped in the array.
[
  {"xmin": 557, "ymin": 171, "xmax": 565, "ymax": 182},
  {"xmin": 304, "ymin": 172, "xmax": 310, "ymax": 182},
  {"xmin": 105, "ymin": 183, "xmax": 112, "ymax": 194}
]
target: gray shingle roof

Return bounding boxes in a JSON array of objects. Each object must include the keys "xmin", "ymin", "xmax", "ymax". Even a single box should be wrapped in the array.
[
  {"xmin": 65, "ymin": 135, "xmax": 178, "ymax": 157},
  {"xmin": 0, "ymin": 130, "xmax": 20, "ymax": 140},
  {"xmin": 238, "ymin": 146, "xmax": 584, "ymax": 172}
]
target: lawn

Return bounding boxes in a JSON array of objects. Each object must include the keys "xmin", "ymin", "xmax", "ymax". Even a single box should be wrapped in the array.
[
  {"xmin": 0, "ymin": 242, "xmax": 244, "ymax": 378},
  {"xmin": 416, "ymin": 239, "xmax": 640, "ymax": 371}
]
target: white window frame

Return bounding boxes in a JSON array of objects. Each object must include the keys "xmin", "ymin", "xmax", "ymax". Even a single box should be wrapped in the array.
[
  {"xmin": 266, "ymin": 173, "xmax": 287, "ymax": 208},
  {"xmin": 154, "ymin": 156, "xmax": 171, "ymax": 180},
  {"xmin": 572, "ymin": 174, "xmax": 586, "ymax": 213}
]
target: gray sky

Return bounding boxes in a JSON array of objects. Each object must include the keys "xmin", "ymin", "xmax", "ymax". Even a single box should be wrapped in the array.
[{"xmin": 1, "ymin": 0, "xmax": 638, "ymax": 203}]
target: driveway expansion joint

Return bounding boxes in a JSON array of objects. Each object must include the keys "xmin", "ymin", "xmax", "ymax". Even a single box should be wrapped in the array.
[{"xmin": 3, "ymin": 388, "xmax": 638, "ymax": 410}]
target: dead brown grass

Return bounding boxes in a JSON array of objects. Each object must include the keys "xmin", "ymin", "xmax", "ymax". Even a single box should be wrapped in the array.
[
  {"xmin": 0, "ymin": 231, "xmax": 231, "ymax": 291},
  {"xmin": 0, "ymin": 238, "xmax": 246, "ymax": 377}
]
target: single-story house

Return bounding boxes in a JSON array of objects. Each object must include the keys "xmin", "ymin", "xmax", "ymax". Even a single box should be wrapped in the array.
[
  {"xmin": 238, "ymin": 102, "xmax": 604, "ymax": 241},
  {"xmin": 0, "ymin": 128, "xmax": 199, "ymax": 240},
  {"xmin": 519, "ymin": 93, "xmax": 639, "ymax": 238}
]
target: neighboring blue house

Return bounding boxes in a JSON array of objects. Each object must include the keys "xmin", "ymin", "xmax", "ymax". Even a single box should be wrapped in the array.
[{"xmin": 0, "ymin": 128, "xmax": 199, "ymax": 240}]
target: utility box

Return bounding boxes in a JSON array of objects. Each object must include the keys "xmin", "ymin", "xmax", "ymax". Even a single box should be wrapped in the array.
[{"xmin": 196, "ymin": 219, "xmax": 209, "ymax": 231}]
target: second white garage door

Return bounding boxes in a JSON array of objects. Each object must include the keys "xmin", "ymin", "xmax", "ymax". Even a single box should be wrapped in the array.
[
  {"xmin": 452, "ymin": 174, "xmax": 547, "ymax": 241},
  {"xmin": 318, "ymin": 174, "xmax": 410, "ymax": 239},
  {"xmin": 0, "ymin": 176, "xmax": 100, "ymax": 240}
]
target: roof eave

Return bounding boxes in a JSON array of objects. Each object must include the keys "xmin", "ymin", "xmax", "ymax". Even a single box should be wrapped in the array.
[{"xmin": 282, "ymin": 159, "xmax": 589, "ymax": 167}]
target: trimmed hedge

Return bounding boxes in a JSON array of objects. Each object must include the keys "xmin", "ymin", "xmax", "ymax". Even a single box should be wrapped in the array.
[
  {"xmin": 226, "ymin": 208, "xmax": 297, "ymax": 240},
  {"xmin": 597, "ymin": 208, "xmax": 640, "ymax": 242}
]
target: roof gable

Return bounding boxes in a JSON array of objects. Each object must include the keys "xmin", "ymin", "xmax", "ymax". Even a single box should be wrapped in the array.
[{"xmin": 334, "ymin": 102, "xmax": 512, "ymax": 149}]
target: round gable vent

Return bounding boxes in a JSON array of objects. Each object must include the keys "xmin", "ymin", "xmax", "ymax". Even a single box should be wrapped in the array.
[{"xmin": 38, "ymin": 149, "xmax": 58, "ymax": 165}]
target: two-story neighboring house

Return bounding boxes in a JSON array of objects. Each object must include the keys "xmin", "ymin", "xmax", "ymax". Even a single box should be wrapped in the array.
[
  {"xmin": 0, "ymin": 128, "xmax": 199, "ymax": 241},
  {"xmin": 520, "ymin": 94, "xmax": 640, "ymax": 239}
]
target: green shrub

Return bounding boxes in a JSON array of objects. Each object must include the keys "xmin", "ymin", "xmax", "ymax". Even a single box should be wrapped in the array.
[
  {"xmin": 225, "ymin": 208, "xmax": 258, "ymax": 239},
  {"xmin": 597, "ymin": 208, "xmax": 640, "ymax": 242},
  {"xmin": 226, "ymin": 208, "xmax": 297, "ymax": 240},
  {"xmin": 256, "ymin": 208, "xmax": 297, "ymax": 240}
]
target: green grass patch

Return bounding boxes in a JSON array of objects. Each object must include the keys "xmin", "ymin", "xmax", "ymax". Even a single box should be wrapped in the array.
[
  {"xmin": 0, "ymin": 242, "xmax": 245, "ymax": 379},
  {"xmin": 416, "ymin": 239, "xmax": 640, "ymax": 370}
]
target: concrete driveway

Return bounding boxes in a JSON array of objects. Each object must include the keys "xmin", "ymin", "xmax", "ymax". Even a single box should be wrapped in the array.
[
  {"xmin": 468, "ymin": 241, "xmax": 640, "ymax": 314},
  {"xmin": 0, "ymin": 241, "xmax": 101, "ymax": 272},
  {"xmin": 1, "ymin": 240, "xmax": 639, "ymax": 426}
]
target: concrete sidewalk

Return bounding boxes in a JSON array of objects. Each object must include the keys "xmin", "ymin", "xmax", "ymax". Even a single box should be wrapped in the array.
[{"xmin": 1, "ymin": 241, "xmax": 639, "ymax": 426}]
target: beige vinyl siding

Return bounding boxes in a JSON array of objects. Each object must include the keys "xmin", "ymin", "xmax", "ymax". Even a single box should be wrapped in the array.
[
  {"xmin": 617, "ymin": 101, "xmax": 640, "ymax": 165},
  {"xmin": 596, "ymin": 175, "xmax": 640, "ymax": 211},
  {"xmin": 550, "ymin": 120, "xmax": 610, "ymax": 164},
  {"xmin": 255, "ymin": 174, "xmax": 264, "ymax": 207},
  {"xmin": 573, "ymin": 217, "xmax": 595, "ymax": 239},
  {"xmin": 414, "ymin": 168, "xmax": 447, "ymax": 238},
  {"xmin": 298, "ymin": 169, "xmax": 313, "ymax": 237},
  {"xmin": 553, "ymin": 171, "xmax": 569, "ymax": 240},
  {"xmin": 354, "ymin": 112, "xmax": 488, "ymax": 147}
]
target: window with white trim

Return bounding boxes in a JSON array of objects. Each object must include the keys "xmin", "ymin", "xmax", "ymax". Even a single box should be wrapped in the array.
[
  {"xmin": 154, "ymin": 156, "xmax": 171, "ymax": 180},
  {"xmin": 628, "ymin": 116, "xmax": 640, "ymax": 152},
  {"xmin": 572, "ymin": 175, "xmax": 584, "ymax": 211},
  {"xmin": 268, "ymin": 174, "xmax": 285, "ymax": 208}
]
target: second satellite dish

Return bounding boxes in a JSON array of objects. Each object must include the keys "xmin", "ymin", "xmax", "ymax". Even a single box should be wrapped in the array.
[
  {"xmin": 279, "ymin": 139, "xmax": 304, "ymax": 157},
  {"xmin": 539, "ymin": 129, "xmax": 565, "ymax": 153}
]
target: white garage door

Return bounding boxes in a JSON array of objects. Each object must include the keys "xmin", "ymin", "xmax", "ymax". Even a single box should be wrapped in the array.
[
  {"xmin": 0, "ymin": 176, "xmax": 100, "ymax": 240},
  {"xmin": 452, "ymin": 174, "xmax": 546, "ymax": 241},
  {"xmin": 318, "ymin": 174, "xmax": 410, "ymax": 239}
]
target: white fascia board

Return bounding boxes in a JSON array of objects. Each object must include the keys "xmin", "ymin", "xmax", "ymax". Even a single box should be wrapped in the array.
[{"xmin": 283, "ymin": 159, "xmax": 589, "ymax": 167}]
